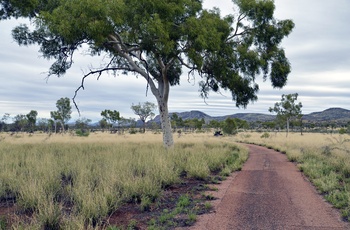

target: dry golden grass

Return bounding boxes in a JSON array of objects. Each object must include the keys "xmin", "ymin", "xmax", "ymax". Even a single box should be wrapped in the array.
[{"xmin": 0, "ymin": 131, "xmax": 247, "ymax": 229}]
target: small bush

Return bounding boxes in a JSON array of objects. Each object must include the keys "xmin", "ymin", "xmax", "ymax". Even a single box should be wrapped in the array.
[
  {"xmin": 127, "ymin": 219, "xmax": 138, "ymax": 230},
  {"xmin": 75, "ymin": 129, "xmax": 90, "ymax": 137},
  {"xmin": 187, "ymin": 212, "xmax": 197, "ymax": 224},
  {"xmin": 339, "ymin": 128, "xmax": 347, "ymax": 135},
  {"xmin": 129, "ymin": 129, "xmax": 137, "ymax": 134},
  {"xmin": 260, "ymin": 132, "xmax": 270, "ymax": 138},
  {"xmin": 140, "ymin": 195, "xmax": 152, "ymax": 212},
  {"xmin": 204, "ymin": 202, "xmax": 212, "ymax": 210},
  {"xmin": 176, "ymin": 195, "xmax": 191, "ymax": 209}
]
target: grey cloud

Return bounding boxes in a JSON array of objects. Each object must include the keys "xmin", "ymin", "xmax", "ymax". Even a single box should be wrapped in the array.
[{"xmin": 1, "ymin": 0, "xmax": 350, "ymax": 122}]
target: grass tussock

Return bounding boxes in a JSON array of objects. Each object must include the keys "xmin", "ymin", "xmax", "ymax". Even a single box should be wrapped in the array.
[
  {"xmin": 0, "ymin": 132, "xmax": 247, "ymax": 229},
  {"xmin": 235, "ymin": 131, "xmax": 350, "ymax": 221}
]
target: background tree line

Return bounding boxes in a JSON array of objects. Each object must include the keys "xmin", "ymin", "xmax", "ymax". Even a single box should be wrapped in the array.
[{"xmin": 1, "ymin": 96, "xmax": 349, "ymax": 136}]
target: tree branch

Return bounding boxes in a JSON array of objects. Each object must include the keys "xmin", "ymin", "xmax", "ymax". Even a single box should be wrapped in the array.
[
  {"xmin": 227, "ymin": 13, "xmax": 251, "ymax": 41},
  {"xmin": 72, "ymin": 65, "xmax": 133, "ymax": 115}
]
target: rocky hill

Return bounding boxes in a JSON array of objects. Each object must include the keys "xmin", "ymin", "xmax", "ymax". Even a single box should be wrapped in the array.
[
  {"xmin": 152, "ymin": 108, "xmax": 350, "ymax": 123},
  {"xmin": 303, "ymin": 108, "xmax": 350, "ymax": 122}
]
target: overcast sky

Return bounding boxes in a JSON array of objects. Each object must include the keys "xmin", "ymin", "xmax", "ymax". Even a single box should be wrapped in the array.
[{"xmin": 0, "ymin": 0, "xmax": 349, "ymax": 122}]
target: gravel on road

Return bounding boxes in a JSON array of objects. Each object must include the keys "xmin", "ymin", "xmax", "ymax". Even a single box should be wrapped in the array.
[{"xmin": 183, "ymin": 144, "xmax": 349, "ymax": 230}]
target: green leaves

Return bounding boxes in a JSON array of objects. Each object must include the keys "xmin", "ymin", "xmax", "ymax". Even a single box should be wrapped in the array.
[
  {"xmin": 50, "ymin": 97, "xmax": 72, "ymax": 132},
  {"xmin": 270, "ymin": 49, "xmax": 290, "ymax": 88},
  {"xmin": 101, "ymin": 109, "xmax": 120, "ymax": 125},
  {"xmin": 269, "ymin": 93, "xmax": 303, "ymax": 119},
  {"xmin": 4, "ymin": 0, "xmax": 294, "ymax": 113}
]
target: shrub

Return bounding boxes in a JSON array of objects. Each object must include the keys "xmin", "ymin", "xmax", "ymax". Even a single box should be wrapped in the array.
[
  {"xmin": 129, "ymin": 129, "xmax": 137, "ymax": 134},
  {"xmin": 222, "ymin": 118, "xmax": 237, "ymax": 135},
  {"xmin": 75, "ymin": 129, "xmax": 90, "ymax": 137},
  {"xmin": 260, "ymin": 132, "xmax": 270, "ymax": 138},
  {"xmin": 339, "ymin": 128, "xmax": 347, "ymax": 135}
]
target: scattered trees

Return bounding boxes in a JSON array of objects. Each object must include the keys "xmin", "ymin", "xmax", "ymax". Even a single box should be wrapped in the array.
[
  {"xmin": 37, "ymin": 118, "xmax": 51, "ymax": 132},
  {"xmin": 131, "ymin": 102, "xmax": 156, "ymax": 133},
  {"xmin": 208, "ymin": 120, "xmax": 222, "ymax": 132},
  {"xmin": 12, "ymin": 114, "xmax": 27, "ymax": 132},
  {"xmin": 269, "ymin": 93, "xmax": 303, "ymax": 136},
  {"xmin": 171, "ymin": 113, "xmax": 184, "ymax": 132},
  {"xmin": 2, "ymin": 0, "xmax": 294, "ymax": 148}
]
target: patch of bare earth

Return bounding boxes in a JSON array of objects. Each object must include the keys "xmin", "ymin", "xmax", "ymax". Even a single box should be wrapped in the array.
[
  {"xmin": 106, "ymin": 178, "xmax": 211, "ymax": 229},
  {"xmin": 180, "ymin": 144, "xmax": 350, "ymax": 230},
  {"xmin": 0, "ymin": 177, "xmax": 217, "ymax": 229}
]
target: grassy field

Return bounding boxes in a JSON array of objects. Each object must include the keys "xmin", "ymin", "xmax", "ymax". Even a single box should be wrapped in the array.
[
  {"xmin": 235, "ymin": 131, "xmax": 350, "ymax": 221},
  {"xmin": 0, "ymin": 132, "xmax": 248, "ymax": 229}
]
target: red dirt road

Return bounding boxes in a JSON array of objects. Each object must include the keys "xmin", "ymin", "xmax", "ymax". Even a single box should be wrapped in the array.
[{"xmin": 185, "ymin": 144, "xmax": 349, "ymax": 230}]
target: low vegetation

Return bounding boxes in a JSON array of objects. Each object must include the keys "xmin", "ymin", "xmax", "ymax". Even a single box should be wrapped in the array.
[
  {"xmin": 236, "ymin": 132, "xmax": 350, "ymax": 221},
  {"xmin": 0, "ymin": 132, "xmax": 248, "ymax": 229}
]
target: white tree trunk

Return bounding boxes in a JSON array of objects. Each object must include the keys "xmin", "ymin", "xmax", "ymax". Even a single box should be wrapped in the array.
[
  {"xmin": 286, "ymin": 118, "xmax": 290, "ymax": 137},
  {"xmin": 108, "ymin": 35, "xmax": 174, "ymax": 147},
  {"xmin": 158, "ymin": 99, "xmax": 174, "ymax": 148},
  {"xmin": 54, "ymin": 121, "xmax": 57, "ymax": 133},
  {"xmin": 60, "ymin": 120, "xmax": 65, "ymax": 133}
]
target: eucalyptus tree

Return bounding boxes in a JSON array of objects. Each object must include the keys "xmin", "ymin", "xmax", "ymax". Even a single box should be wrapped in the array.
[
  {"xmin": 269, "ymin": 93, "xmax": 303, "ymax": 136},
  {"xmin": 101, "ymin": 109, "xmax": 120, "ymax": 132},
  {"xmin": 0, "ymin": 113, "xmax": 10, "ymax": 132},
  {"xmin": 26, "ymin": 110, "xmax": 38, "ymax": 132},
  {"xmin": 37, "ymin": 118, "xmax": 50, "ymax": 132},
  {"xmin": 131, "ymin": 102, "xmax": 156, "ymax": 133},
  {"xmin": 1, "ymin": 0, "xmax": 294, "ymax": 147},
  {"xmin": 13, "ymin": 114, "xmax": 27, "ymax": 132},
  {"xmin": 50, "ymin": 97, "xmax": 72, "ymax": 132},
  {"xmin": 99, "ymin": 118, "xmax": 109, "ymax": 132},
  {"xmin": 222, "ymin": 118, "xmax": 238, "ymax": 135}
]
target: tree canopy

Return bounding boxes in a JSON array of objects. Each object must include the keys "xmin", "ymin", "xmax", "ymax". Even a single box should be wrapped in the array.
[
  {"xmin": 1, "ymin": 0, "xmax": 294, "ymax": 147},
  {"xmin": 131, "ymin": 102, "xmax": 156, "ymax": 133},
  {"xmin": 101, "ymin": 109, "xmax": 120, "ymax": 128},
  {"xmin": 50, "ymin": 97, "xmax": 72, "ymax": 132},
  {"xmin": 269, "ymin": 93, "xmax": 303, "ymax": 136}
]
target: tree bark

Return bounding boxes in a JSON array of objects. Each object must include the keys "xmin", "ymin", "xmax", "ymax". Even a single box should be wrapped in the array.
[{"xmin": 158, "ymin": 99, "xmax": 174, "ymax": 148}]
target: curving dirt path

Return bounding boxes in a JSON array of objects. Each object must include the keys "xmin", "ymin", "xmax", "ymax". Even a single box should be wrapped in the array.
[{"xmin": 183, "ymin": 144, "xmax": 349, "ymax": 230}]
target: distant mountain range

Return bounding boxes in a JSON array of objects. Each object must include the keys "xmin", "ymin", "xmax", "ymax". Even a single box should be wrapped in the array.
[{"xmin": 152, "ymin": 107, "xmax": 350, "ymax": 123}]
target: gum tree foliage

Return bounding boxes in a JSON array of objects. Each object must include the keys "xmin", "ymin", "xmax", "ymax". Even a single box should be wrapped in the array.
[
  {"xmin": 99, "ymin": 118, "xmax": 109, "ymax": 132},
  {"xmin": 171, "ymin": 113, "xmax": 184, "ymax": 131},
  {"xmin": 222, "ymin": 117, "xmax": 238, "ymax": 135},
  {"xmin": 208, "ymin": 120, "xmax": 222, "ymax": 131},
  {"xmin": 36, "ymin": 118, "xmax": 50, "ymax": 132},
  {"xmin": 50, "ymin": 97, "xmax": 72, "ymax": 132},
  {"xmin": 100, "ymin": 109, "xmax": 120, "ymax": 130},
  {"xmin": 1, "ymin": 0, "xmax": 294, "ymax": 148},
  {"xmin": 0, "ymin": 113, "xmax": 10, "ymax": 132},
  {"xmin": 269, "ymin": 93, "xmax": 302, "ymax": 136},
  {"xmin": 26, "ymin": 110, "xmax": 38, "ymax": 132},
  {"xmin": 12, "ymin": 114, "xmax": 27, "ymax": 132},
  {"xmin": 130, "ymin": 102, "xmax": 156, "ymax": 133}
]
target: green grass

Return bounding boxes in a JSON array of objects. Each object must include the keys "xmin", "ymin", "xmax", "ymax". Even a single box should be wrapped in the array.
[{"xmin": 0, "ymin": 132, "xmax": 248, "ymax": 229}]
